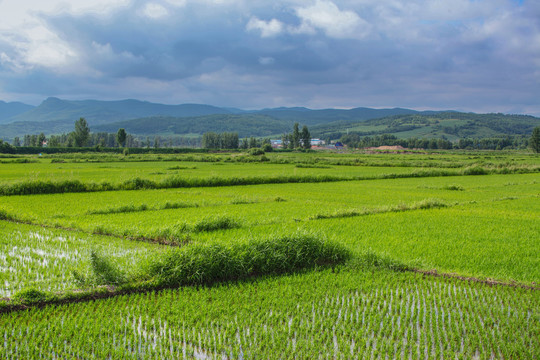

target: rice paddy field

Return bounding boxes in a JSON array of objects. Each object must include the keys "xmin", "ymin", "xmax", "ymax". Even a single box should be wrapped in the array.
[{"xmin": 1, "ymin": 150, "xmax": 539, "ymax": 359}]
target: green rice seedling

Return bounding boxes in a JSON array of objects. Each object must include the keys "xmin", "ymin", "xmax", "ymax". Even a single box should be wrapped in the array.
[
  {"xmin": 0, "ymin": 222, "xmax": 164, "ymax": 297},
  {"xmin": 349, "ymin": 249, "xmax": 410, "ymax": 272},
  {"xmin": 295, "ymin": 164, "xmax": 332, "ymax": 169},
  {"xmin": 1, "ymin": 268, "xmax": 537, "ymax": 359},
  {"xmin": 229, "ymin": 197, "xmax": 258, "ymax": 205}
]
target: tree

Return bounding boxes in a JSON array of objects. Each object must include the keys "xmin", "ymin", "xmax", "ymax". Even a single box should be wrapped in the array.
[
  {"xmin": 281, "ymin": 133, "xmax": 289, "ymax": 149},
  {"xmin": 301, "ymin": 125, "xmax": 311, "ymax": 149},
  {"xmin": 202, "ymin": 132, "xmax": 220, "ymax": 149},
  {"xmin": 292, "ymin": 122, "xmax": 300, "ymax": 148},
  {"xmin": 37, "ymin": 133, "xmax": 46, "ymax": 147},
  {"xmin": 116, "ymin": 128, "xmax": 127, "ymax": 147},
  {"xmin": 530, "ymin": 126, "xmax": 540, "ymax": 153},
  {"xmin": 73, "ymin": 117, "xmax": 90, "ymax": 147}
]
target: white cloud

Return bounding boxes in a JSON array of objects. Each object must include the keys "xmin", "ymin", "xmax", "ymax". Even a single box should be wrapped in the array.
[
  {"xmin": 164, "ymin": 0, "xmax": 187, "ymax": 7},
  {"xmin": 141, "ymin": 3, "xmax": 169, "ymax": 19},
  {"xmin": 294, "ymin": 0, "xmax": 371, "ymax": 39},
  {"xmin": 246, "ymin": 17, "xmax": 284, "ymax": 37},
  {"xmin": 0, "ymin": 25, "xmax": 78, "ymax": 71}
]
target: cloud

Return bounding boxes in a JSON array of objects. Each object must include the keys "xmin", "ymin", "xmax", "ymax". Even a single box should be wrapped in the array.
[
  {"xmin": 0, "ymin": 0, "xmax": 538, "ymax": 115},
  {"xmin": 246, "ymin": 17, "xmax": 284, "ymax": 37},
  {"xmin": 140, "ymin": 3, "xmax": 169, "ymax": 19},
  {"xmin": 294, "ymin": 0, "xmax": 371, "ymax": 39}
]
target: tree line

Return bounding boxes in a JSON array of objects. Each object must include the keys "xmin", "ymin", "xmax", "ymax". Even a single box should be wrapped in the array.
[
  {"xmin": 10, "ymin": 118, "xmax": 202, "ymax": 149},
  {"xmin": 339, "ymin": 133, "xmax": 538, "ymax": 151}
]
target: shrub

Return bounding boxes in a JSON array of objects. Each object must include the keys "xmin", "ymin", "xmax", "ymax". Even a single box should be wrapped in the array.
[{"xmin": 249, "ymin": 148, "xmax": 265, "ymax": 156}]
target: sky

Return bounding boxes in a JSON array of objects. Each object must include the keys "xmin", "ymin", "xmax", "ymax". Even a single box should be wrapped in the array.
[{"xmin": 0, "ymin": 0, "xmax": 539, "ymax": 115}]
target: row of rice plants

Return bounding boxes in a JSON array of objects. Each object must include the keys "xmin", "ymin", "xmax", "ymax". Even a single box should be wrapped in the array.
[
  {"xmin": 0, "ymin": 159, "xmax": 422, "ymax": 185},
  {"xmin": 2, "ymin": 173, "xmax": 536, "ymax": 237},
  {"xmin": 2, "ymin": 162, "xmax": 537, "ymax": 196},
  {"xmin": 2, "ymin": 268, "xmax": 537, "ymax": 358},
  {"xmin": 1, "ymin": 175, "xmax": 537, "ymax": 286}
]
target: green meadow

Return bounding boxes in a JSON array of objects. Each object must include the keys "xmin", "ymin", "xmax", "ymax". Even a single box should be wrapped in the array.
[{"xmin": 0, "ymin": 150, "xmax": 538, "ymax": 359}]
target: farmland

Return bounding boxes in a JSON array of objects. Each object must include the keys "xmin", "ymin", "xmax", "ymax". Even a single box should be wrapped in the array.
[{"xmin": 0, "ymin": 150, "xmax": 539, "ymax": 359}]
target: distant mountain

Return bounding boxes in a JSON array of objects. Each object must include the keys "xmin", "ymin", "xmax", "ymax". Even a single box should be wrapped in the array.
[
  {"xmin": 6, "ymin": 97, "xmax": 232, "ymax": 125},
  {"xmin": 94, "ymin": 114, "xmax": 291, "ymax": 138},
  {"xmin": 0, "ymin": 97, "xmax": 434, "ymax": 140},
  {"xmin": 254, "ymin": 107, "xmax": 422, "ymax": 126},
  {"xmin": 0, "ymin": 97, "xmax": 537, "ymax": 141},
  {"xmin": 311, "ymin": 112, "xmax": 540, "ymax": 140},
  {"xmin": 0, "ymin": 101, "xmax": 35, "ymax": 124}
]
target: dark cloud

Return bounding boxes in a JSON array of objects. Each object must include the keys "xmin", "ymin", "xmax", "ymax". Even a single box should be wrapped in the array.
[{"xmin": 0, "ymin": 0, "xmax": 539, "ymax": 115}]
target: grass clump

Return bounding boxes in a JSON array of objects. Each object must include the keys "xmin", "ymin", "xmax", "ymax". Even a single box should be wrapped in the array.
[
  {"xmin": 0, "ymin": 208, "xmax": 15, "ymax": 221},
  {"xmin": 310, "ymin": 199, "xmax": 449, "ymax": 220},
  {"xmin": 145, "ymin": 232, "xmax": 351, "ymax": 287},
  {"xmin": 12, "ymin": 288, "xmax": 53, "ymax": 305},
  {"xmin": 88, "ymin": 204, "xmax": 149, "ymax": 215},
  {"xmin": 230, "ymin": 197, "xmax": 258, "ymax": 205},
  {"xmin": 160, "ymin": 201, "xmax": 198, "ymax": 210},
  {"xmin": 72, "ymin": 250, "xmax": 128, "ymax": 286},
  {"xmin": 192, "ymin": 216, "xmax": 241, "ymax": 232},
  {"xmin": 73, "ymin": 250, "xmax": 127, "ymax": 287},
  {"xmin": 443, "ymin": 184, "xmax": 465, "ymax": 191},
  {"xmin": 462, "ymin": 166, "xmax": 489, "ymax": 175}
]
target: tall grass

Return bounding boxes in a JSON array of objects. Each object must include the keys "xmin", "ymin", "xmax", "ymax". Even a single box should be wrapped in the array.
[
  {"xmin": 73, "ymin": 251, "xmax": 127, "ymax": 287},
  {"xmin": 146, "ymin": 232, "xmax": 351, "ymax": 287}
]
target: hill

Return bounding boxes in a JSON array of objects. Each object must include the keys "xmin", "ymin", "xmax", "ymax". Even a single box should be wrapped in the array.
[
  {"xmin": 0, "ymin": 101, "xmax": 35, "ymax": 124},
  {"xmin": 311, "ymin": 112, "xmax": 540, "ymax": 140},
  {"xmin": 254, "ymin": 107, "xmax": 424, "ymax": 126},
  {"xmin": 0, "ymin": 98, "xmax": 434, "ymax": 140},
  {"xmin": 0, "ymin": 97, "xmax": 538, "ymax": 141},
  {"xmin": 6, "ymin": 97, "xmax": 232, "ymax": 125},
  {"xmin": 93, "ymin": 114, "xmax": 291, "ymax": 138}
]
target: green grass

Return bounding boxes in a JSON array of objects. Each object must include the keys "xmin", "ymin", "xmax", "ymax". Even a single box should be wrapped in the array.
[{"xmin": 0, "ymin": 151, "xmax": 538, "ymax": 359}]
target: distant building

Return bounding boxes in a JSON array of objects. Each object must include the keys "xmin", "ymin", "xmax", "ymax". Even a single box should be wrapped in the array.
[
  {"xmin": 310, "ymin": 139, "xmax": 324, "ymax": 146},
  {"xmin": 334, "ymin": 142, "xmax": 344, "ymax": 148},
  {"xmin": 271, "ymin": 140, "xmax": 282, "ymax": 148}
]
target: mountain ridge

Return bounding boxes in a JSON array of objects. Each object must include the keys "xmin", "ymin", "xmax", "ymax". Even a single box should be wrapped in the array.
[{"xmin": 0, "ymin": 97, "xmax": 538, "ymax": 141}]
